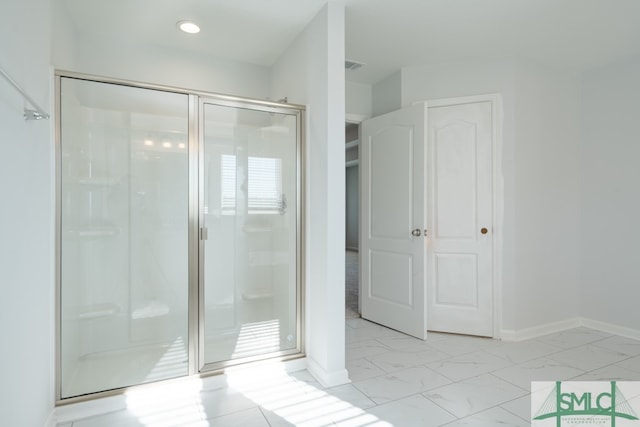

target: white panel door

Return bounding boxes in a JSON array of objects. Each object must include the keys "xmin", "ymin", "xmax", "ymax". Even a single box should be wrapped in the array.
[
  {"xmin": 427, "ymin": 100, "xmax": 493, "ymax": 337},
  {"xmin": 361, "ymin": 104, "xmax": 427, "ymax": 340}
]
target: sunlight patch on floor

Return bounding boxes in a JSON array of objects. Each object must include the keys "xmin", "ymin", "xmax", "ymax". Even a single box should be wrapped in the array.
[
  {"xmin": 126, "ymin": 378, "xmax": 208, "ymax": 427},
  {"xmin": 226, "ymin": 365, "xmax": 392, "ymax": 427}
]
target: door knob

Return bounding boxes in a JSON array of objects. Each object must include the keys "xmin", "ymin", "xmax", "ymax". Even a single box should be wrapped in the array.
[
  {"xmin": 411, "ymin": 228, "xmax": 421, "ymax": 237},
  {"xmin": 481, "ymin": 227, "xmax": 488, "ymax": 234}
]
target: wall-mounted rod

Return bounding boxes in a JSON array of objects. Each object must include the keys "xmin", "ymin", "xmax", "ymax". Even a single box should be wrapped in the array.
[{"xmin": 0, "ymin": 65, "xmax": 50, "ymax": 120}]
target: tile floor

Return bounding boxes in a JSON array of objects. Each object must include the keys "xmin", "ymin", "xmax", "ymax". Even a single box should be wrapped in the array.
[{"xmin": 58, "ymin": 321, "xmax": 640, "ymax": 426}]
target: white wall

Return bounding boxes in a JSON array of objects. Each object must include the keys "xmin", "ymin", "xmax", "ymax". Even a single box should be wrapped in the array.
[
  {"xmin": 51, "ymin": 0, "xmax": 77, "ymax": 70},
  {"xmin": 372, "ymin": 70, "xmax": 402, "ymax": 116},
  {"xmin": 513, "ymin": 63, "xmax": 581, "ymax": 330},
  {"xmin": 382, "ymin": 60, "xmax": 582, "ymax": 334},
  {"xmin": 271, "ymin": 2, "xmax": 349, "ymax": 386},
  {"xmin": 53, "ymin": 31, "xmax": 271, "ymax": 100},
  {"xmin": 346, "ymin": 80, "xmax": 372, "ymax": 118},
  {"xmin": 581, "ymin": 57, "xmax": 640, "ymax": 330},
  {"xmin": 0, "ymin": 0, "xmax": 54, "ymax": 425}
]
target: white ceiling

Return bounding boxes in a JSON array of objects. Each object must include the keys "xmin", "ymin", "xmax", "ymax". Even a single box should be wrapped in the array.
[{"xmin": 61, "ymin": 0, "xmax": 640, "ymax": 85}]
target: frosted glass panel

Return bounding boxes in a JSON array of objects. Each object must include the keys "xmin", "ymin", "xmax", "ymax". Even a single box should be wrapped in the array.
[
  {"xmin": 202, "ymin": 104, "xmax": 299, "ymax": 366},
  {"xmin": 59, "ymin": 78, "xmax": 189, "ymax": 398}
]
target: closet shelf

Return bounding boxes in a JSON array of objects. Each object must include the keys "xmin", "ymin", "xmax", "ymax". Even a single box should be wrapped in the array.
[{"xmin": 345, "ymin": 139, "xmax": 359, "ymax": 150}]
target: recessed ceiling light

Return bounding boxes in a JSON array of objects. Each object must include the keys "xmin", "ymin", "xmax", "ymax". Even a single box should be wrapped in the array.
[{"xmin": 177, "ymin": 20, "xmax": 200, "ymax": 34}]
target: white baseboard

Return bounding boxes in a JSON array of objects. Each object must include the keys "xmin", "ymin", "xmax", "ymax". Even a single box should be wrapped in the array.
[
  {"xmin": 581, "ymin": 318, "xmax": 640, "ymax": 341},
  {"xmin": 306, "ymin": 358, "xmax": 350, "ymax": 388},
  {"xmin": 500, "ymin": 317, "xmax": 640, "ymax": 342},
  {"xmin": 500, "ymin": 317, "xmax": 582, "ymax": 342}
]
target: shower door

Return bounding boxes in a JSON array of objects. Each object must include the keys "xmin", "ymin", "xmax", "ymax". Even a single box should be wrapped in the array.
[
  {"xmin": 200, "ymin": 100, "xmax": 302, "ymax": 370},
  {"xmin": 58, "ymin": 77, "xmax": 192, "ymax": 399},
  {"xmin": 57, "ymin": 73, "xmax": 303, "ymax": 402}
]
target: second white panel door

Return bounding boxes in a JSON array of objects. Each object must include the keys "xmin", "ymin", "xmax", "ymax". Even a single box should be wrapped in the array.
[{"xmin": 426, "ymin": 100, "xmax": 493, "ymax": 337}]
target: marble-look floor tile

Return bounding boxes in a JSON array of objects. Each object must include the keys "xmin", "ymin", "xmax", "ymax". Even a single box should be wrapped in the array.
[
  {"xmin": 441, "ymin": 406, "xmax": 530, "ymax": 426},
  {"xmin": 492, "ymin": 357, "xmax": 584, "ymax": 390},
  {"xmin": 258, "ymin": 408, "xmax": 296, "ymax": 427},
  {"xmin": 260, "ymin": 385, "xmax": 374, "ymax": 427},
  {"xmin": 288, "ymin": 370, "xmax": 325, "ymax": 389},
  {"xmin": 570, "ymin": 364, "xmax": 640, "ymax": 381},
  {"xmin": 199, "ymin": 386, "xmax": 260, "ymax": 420},
  {"xmin": 64, "ymin": 325, "xmax": 640, "ymax": 427},
  {"xmin": 424, "ymin": 373, "xmax": 528, "ymax": 418},
  {"xmin": 346, "ymin": 339, "xmax": 391, "ymax": 361},
  {"xmin": 353, "ymin": 366, "xmax": 452, "ymax": 404},
  {"xmin": 375, "ymin": 334, "xmax": 434, "ymax": 351},
  {"xmin": 426, "ymin": 351, "xmax": 513, "ymax": 382},
  {"xmin": 205, "ymin": 407, "xmax": 269, "ymax": 427},
  {"xmin": 323, "ymin": 384, "xmax": 377, "ymax": 410},
  {"xmin": 355, "ymin": 394, "xmax": 456, "ymax": 427},
  {"xmin": 346, "ymin": 324, "xmax": 405, "ymax": 343},
  {"xmin": 535, "ymin": 327, "xmax": 611, "ymax": 349},
  {"xmin": 71, "ymin": 410, "xmax": 147, "ymax": 427},
  {"xmin": 591, "ymin": 335, "xmax": 640, "ymax": 356},
  {"xmin": 425, "ymin": 334, "xmax": 503, "ymax": 356},
  {"xmin": 547, "ymin": 343, "xmax": 629, "ymax": 371},
  {"xmin": 485, "ymin": 339, "xmax": 562, "ymax": 364},
  {"xmin": 346, "ymin": 357, "xmax": 386, "ymax": 382},
  {"xmin": 346, "ymin": 318, "xmax": 380, "ymax": 329},
  {"xmin": 500, "ymin": 394, "xmax": 531, "ymax": 423},
  {"xmin": 615, "ymin": 355, "xmax": 640, "ymax": 373},
  {"xmin": 368, "ymin": 347, "xmax": 450, "ymax": 373}
]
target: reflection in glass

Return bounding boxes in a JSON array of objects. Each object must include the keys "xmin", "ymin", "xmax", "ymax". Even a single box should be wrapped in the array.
[
  {"xmin": 202, "ymin": 104, "xmax": 299, "ymax": 366},
  {"xmin": 59, "ymin": 78, "xmax": 189, "ymax": 398}
]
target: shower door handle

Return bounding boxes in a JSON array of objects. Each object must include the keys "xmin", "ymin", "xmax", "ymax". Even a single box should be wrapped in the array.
[{"xmin": 200, "ymin": 227, "xmax": 208, "ymax": 241}]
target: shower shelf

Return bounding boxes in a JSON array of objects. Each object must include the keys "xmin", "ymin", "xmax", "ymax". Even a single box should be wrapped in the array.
[
  {"xmin": 242, "ymin": 289, "xmax": 274, "ymax": 300},
  {"xmin": 64, "ymin": 225, "xmax": 119, "ymax": 238},
  {"xmin": 76, "ymin": 177, "xmax": 119, "ymax": 187},
  {"xmin": 78, "ymin": 303, "xmax": 120, "ymax": 320},
  {"xmin": 242, "ymin": 226, "xmax": 273, "ymax": 233}
]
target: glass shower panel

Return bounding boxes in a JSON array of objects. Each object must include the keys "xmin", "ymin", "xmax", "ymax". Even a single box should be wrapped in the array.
[
  {"xmin": 202, "ymin": 103, "xmax": 299, "ymax": 367},
  {"xmin": 59, "ymin": 77, "xmax": 189, "ymax": 398}
]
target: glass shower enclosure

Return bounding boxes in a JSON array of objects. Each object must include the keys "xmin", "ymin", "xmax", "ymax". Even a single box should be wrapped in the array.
[{"xmin": 56, "ymin": 73, "xmax": 303, "ymax": 401}]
